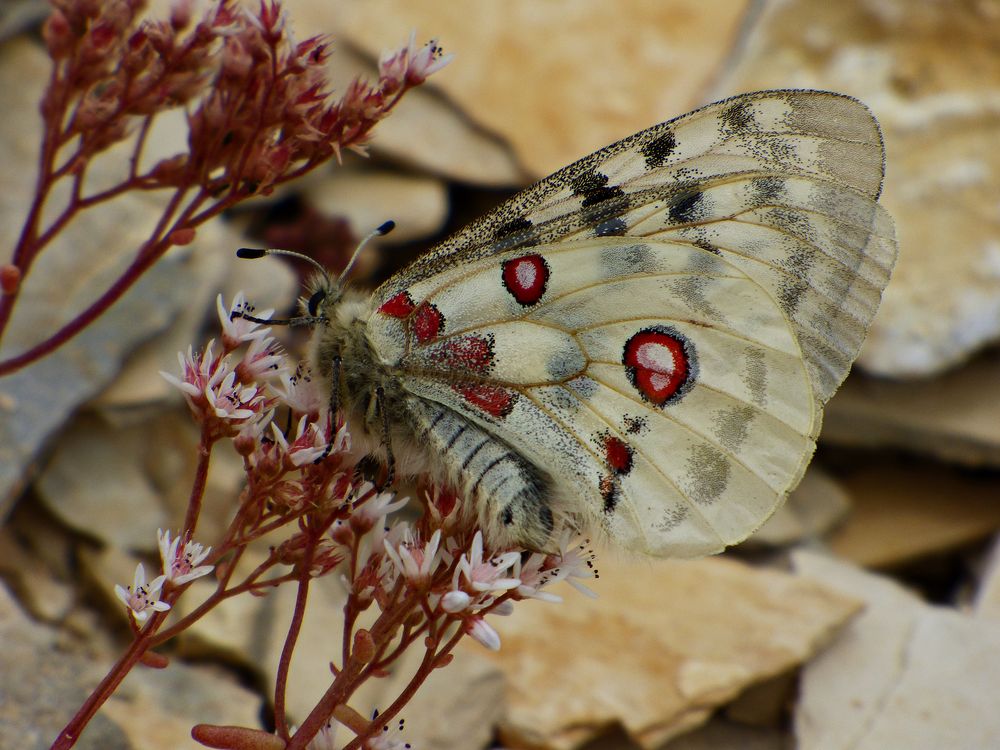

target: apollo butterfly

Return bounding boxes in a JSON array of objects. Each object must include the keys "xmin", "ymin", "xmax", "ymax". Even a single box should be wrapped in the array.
[{"xmin": 242, "ymin": 90, "xmax": 896, "ymax": 557}]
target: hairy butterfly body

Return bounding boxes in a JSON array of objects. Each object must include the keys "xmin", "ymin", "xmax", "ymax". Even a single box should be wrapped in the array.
[{"xmin": 292, "ymin": 89, "xmax": 896, "ymax": 557}]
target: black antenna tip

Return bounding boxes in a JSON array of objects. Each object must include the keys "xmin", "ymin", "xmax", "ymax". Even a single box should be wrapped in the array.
[
  {"xmin": 236, "ymin": 247, "xmax": 267, "ymax": 259},
  {"xmin": 376, "ymin": 220, "xmax": 395, "ymax": 236}
]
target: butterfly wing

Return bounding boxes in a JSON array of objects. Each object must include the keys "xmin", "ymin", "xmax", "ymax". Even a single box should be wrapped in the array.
[{"xmin": 367, "ymin": 90, "xmax": 896, "ymax": 556}]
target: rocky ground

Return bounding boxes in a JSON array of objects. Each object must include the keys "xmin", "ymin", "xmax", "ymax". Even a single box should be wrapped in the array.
[{"xmin": 3, "ymin": 1, "xmax": 1000, "ymax": 748}]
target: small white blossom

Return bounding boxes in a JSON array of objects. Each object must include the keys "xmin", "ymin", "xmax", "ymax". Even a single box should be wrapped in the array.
[
  {"xmin": 158, "ymin": 529, "xmax": 214, "ymax": 585},
  {"xmin": 114, "ymin": 563, "xmax": 170, "ymax": 622},
  {"xmin": 383, "ymin": 529, "xmax": 441, "ymax": 586},
  {"xmin": 351, "ymin": 485, "xmax": 408, "ymax": 534},
  {"xmin": 275, "ymin": 365, "xmax": 327, "ymax": 417},
  {"xmin": 441, "ymin": 590, "xmax": 472, "ymax": 613},
  {"xmin": 270, "ymin": 415, "xmax": 328, "ymax": 466},
  {"xmin": 218, "ymin": 292, "xmax": 273, "ymax": 346},
  {"xmin": 205, "ymin": 369, "xmax": 262, "ymax": 421},
  {"xmin": 453, "ymin": 532, "xmax": 520, "ymax": 595},
  {"xmin": 466, "ymin": 616, "xmax": 501, "ymax": 651},
  {"xmin": 238, "ymin": 334, "xmax": 288, "ymax": 381},
  {"xmin": 547, "ymin": 534, "xmax": 599, "ymax": 598},
  {"xmin": 380, "ymin": 31, "xmax": 453, "ymax": 85},
  {"xmin": 160, "ymin": 340, "xmax": 226, "ymax": 401}
]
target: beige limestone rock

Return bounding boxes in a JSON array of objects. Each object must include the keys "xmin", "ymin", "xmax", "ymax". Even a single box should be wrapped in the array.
[
  {"xmin": 747, "ymin": 467, "xmax": 851, "ymax": 547},
  {"xmin": 297, "ymin": 0, "xmax": 753, "ymax": 178},
  {"xmin": 309, "ymin": 167, "xmax": 449, "ymax": 244},
  {"xmin": 0, "ymin": 585, "xmax": 127, "ymax": 750},
  {"xmin": 823, "ymin": 351, "xmax": 1000, "ymax": 468},
  {"xmin": 102, "ymin": 662, "xmax": 263, "ymax": 750},
  {"xmin": 92, "ymin": 237, "xmax": 297, "ymax": 412},
  {"xmin": 274, "ymin": 14, "xmax": 526, "ymax": 186},
  {"xmin": 35, "ymin": 409, "xmax": 245, "ymax": 551},
  {"xmin": 825, "ymin": 461, "xmax": 1000, "ymax": 568},
  {"xmin": 794, "ymin": 550, "xmax": 1000, "ymax": 750},
  {"xmin": 662, "ymin": 718, "xmax": 787, "ymax": 750},
  {"xmin": 972, "ymin": 532, "xmax": 1000, "ymax": 622},
  {"xmin": 0, "ymin": 521, "xmax": 75, "ymax": 623},
  {"xmin": 712, "ymin": 0, "xmax": 1000, "ymax": 377},
  {"xmin": 481, "ymin": 554, "xmax": 860, "ymax": 749}
]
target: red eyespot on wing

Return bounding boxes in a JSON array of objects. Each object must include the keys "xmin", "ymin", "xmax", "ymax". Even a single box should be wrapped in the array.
[
  {"xmin": 622, "ymin": 326, "xmax": 696, "ymax": 406},
  {"xmin": 413, "ymin": 302, "xmax": 445, "ymax": 343},
  {"xmin": 604, "ymin": 435, "xmax": 633, "ymax": 475},
  {"xmin": 453, "ymin": 383, "xmax": 517, "ymax": 419},
  {"xmin": 502, "ymin": 253, "xmax": 549, "ymax": 306},
  {"xmin": 378, "ymin": 291, "xmax": 415, "ymax": 318}
]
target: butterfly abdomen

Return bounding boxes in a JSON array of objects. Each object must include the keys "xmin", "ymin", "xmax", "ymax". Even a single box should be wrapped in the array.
[{"xmin": 409, "ymin": 400, "xmax": 557, "ymax": 549}]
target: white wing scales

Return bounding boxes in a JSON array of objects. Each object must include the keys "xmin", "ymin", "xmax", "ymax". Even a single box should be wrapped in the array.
[{"xmin": 366, "ymin": 90, "xmax": 897, "ymax": 557}]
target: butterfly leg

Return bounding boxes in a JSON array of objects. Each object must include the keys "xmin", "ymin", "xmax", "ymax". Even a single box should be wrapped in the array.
[
  {"xmin": 375, "ymin": 385, "xmax": 396, "ymax": 489},
  {"xmin": 314, "ymin": 354, "xmax": 342, "ymax": 464}
]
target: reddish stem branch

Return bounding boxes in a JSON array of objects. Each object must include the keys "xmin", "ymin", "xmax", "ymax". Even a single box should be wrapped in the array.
[
  {"xmin": 273, "ymin": 536, "xmax": 317, "ymax": 739},
  {"xmin": 182, "ymin": 423, "xmax": 215, "ymax": 536},
  {"xmin": 345, "ymin": 626, "xmax": 466, "ymax": 750},
  {"xmin": 49, "ymin": 611, "xmax": 169, "ymax": 750}
]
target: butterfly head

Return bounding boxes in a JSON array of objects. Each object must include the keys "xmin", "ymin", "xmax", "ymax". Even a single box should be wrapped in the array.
[{"xmin": 236, "ymin": 220, "xmax": 396, "ymax": 328}]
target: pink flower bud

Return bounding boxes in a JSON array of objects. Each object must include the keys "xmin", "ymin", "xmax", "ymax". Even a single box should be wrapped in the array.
[
  {"xmin": 191, "ymin": 724, "xmax": 285, "ymax": 750},
  {"xmin": 170, "ymin": 0, "xmax": 194, "ymax": 30},
  {"xmin": 1, "ymin": 265, "xmax": 21, "ymax": 295},
  {"xmin": 169, "ymin": 227, "xmax": 197, "ymax": 246},
  {"xmin": 42, "ymin": 9, "xmax": 74, "ymax": 59},
  {"xmin": 221, "ymin": 37, "xmax": 254, "ymax": 79}
]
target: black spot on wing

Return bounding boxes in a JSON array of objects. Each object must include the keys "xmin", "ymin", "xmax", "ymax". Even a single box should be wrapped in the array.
[
  {"xmin": 496, "ymin": 215, "xmax": 534, "ymax": 238},
  {"xmin": 751, "ymin": 176, "xmax": 785, "ymax": 205},
  {"xmin": 600, "ymin": 243, "xmax": 656, "ymax": 277},
  {"xmin": 720, "ymin": 99, "xmax": 755, "ymax": 132},
  {"xmin": 641, "ymin": 130, "xmax": 678, "ymax": 168},
  {"xmin": 595, "ymin": 217, "xmax": 627, "ymax": 236},
  {"xmin": 669, "ymin": 191, "xmax": 705, "ymax": 224},
  {"xmin": 570, "ymin": 169, "xmax": 626, "ymax": 209},
  {"xmin": 600, "ymin": 475, "xmax": 619, "ymax": 514}
]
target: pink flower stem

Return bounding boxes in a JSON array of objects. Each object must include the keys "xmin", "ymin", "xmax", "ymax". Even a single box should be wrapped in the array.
[
  {"xmin": 49, "ymin": 611, "xmax": 170, "ymax": 750},
  {"xmin": 286, "ymin": 587, "xmax": 421, "ymax": 750},
  {"xmin": 272, "ymin": 533, "xmax": 318, "ymax": 739},
  {"xmin": 0, "ymin": 184, "xmax": 215, "ymax": 375},
  {"xmin": 150, "ymin": 567, "xmax": 298, "ymax": 646},
  {"xmin": 344, "ymin": 627, "xmax": 466, "ymax": 750},
  {"xmin": 182, "ymin": 423, "xmax": 215, "ymax": 536}
]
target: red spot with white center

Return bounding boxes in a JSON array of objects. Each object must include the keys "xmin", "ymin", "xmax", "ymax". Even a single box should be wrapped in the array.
[
  {"xmin": 623, "ymin": 326, "xmax": 695, "ymax": 406},
  {"xmin": 453, "ymin": 383, "xmax": 517, "ymax": 419},
  {"xmin": 412, "ymin": 302, "xmax": 445, "ymax": 343},
  {"xmin": 603, "ymin": 435, "xmax": 634, "ymax": 475},
  {"xmin": 502, "ymin": 254, "xmax": 549, "ymax": 306},
  {"xmin": 378, "ymin": 291, "xmax": 415, "ymax": 318}
]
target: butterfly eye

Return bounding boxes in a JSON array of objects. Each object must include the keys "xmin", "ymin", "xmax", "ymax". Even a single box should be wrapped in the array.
[{"xmin": 307, "ymin": 290, "xmax": 326, "ymax": 316}]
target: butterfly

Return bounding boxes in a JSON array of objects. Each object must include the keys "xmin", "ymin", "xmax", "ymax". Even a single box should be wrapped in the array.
[{"xmin": 241, "ymin": 89, "xmax": 896, "ymax": 557}]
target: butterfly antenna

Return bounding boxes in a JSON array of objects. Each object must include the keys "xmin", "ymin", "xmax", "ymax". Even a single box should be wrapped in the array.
[
  {"xmin": 337, "ymin": 220, "xmax": 395, "ymax": 285},
  {"xmin": 235, "ymin": 246, "xmax": 333, "ymax": 288},
  {"xmin": 234, "ymin": 247, "xmax": 338, "ymax": 326}
]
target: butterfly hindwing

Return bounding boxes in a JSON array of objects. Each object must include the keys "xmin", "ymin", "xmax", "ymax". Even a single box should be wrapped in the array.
[{"xmin": 365, "ymin": 90, "xmax": 897, "ymax": 556}]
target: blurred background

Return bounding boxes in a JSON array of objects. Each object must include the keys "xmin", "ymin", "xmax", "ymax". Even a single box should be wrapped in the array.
[{"xmin": 2, "ymin": 1, "xmax": 1000, "ymax": 748}]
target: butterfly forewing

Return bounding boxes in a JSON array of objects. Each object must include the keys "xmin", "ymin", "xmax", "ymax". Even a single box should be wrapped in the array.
[{"xmin": 365, "ymin": 90, "xmax": 897, "ymax": 556}]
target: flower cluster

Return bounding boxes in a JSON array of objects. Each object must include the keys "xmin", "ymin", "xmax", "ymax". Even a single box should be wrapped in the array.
[
  {"xmin": 106, "ymin": 293, "xmax": 599, "ymax": 749},
  {"xmin": 41, "ymin": 1, "xmax": 452, "ymax": 196},
  {"xmin": 160, "ymin": 293, "xmax": 286, "ymax": 440},
  {"xmin": 0, "ymin": 0, "xmax": 447, "ymax": 379},
  {"xmin": 113, "ymin": 529, "xmax": 214, "ymax": 623}
]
